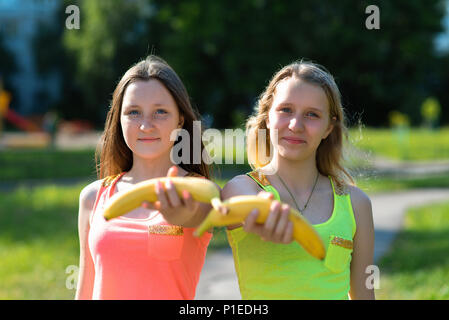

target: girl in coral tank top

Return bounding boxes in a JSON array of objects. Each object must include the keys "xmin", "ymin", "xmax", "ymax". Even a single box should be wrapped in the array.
[{"xmin": 75, "ymin": 55, "xmax": 214, "ymax": 300}]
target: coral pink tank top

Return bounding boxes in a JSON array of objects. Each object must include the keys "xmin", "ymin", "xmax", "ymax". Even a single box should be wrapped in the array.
[{"xmin": 88, "ymin": 172, "xmax": 212, "ymax": 300}]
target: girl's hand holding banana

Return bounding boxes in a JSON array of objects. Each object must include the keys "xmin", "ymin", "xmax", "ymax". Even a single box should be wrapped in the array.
[
  {"xmin": 141, "ymin": 166, "xmax": 211, "ymax": 227},
  {"xmin": 195, "ymin": 192, "xmax": 326, "ymax": 260},
  {"xmin": 102, "ymin": 166, "xmax": 219, "ymax": 227},
  {"xmin": 242, "ymin": 191, "xmax": 294, "ymax": 244}
]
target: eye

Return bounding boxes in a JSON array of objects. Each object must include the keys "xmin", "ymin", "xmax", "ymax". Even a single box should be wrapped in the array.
[
  {"xmin": 153, "ymin": 108, "xmax": 169, "ymax": 118},
  {"xmin": 279, "ymin": 107, "xmax": 292, "ymax": 113},
  {"xmin": 155, "ymin": 109, "xmax": 168, "ymax": 115},
  {"xmin": 306, "ymin": 111, "xmax": 319, "ymax": 118},
  {"xmin": 127, "ymin": 110, "xmax": 140, "ymax": 116}
]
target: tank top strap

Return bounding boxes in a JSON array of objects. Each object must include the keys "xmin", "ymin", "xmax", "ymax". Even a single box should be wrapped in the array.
[
  {"xmin": 246, "ymin": 171, "xmax": 281, "ymax": 201},
  {"xmin": 90, "ymin": 172, "xmax": 126, "ymax": 225},
  {"xmin": 90, "ymin": 183, "xmax": 107, "ymax": 226}
]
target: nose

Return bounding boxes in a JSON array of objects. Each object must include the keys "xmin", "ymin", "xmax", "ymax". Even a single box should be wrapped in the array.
[
  {"xmin": 139, "ymin": 116, "xmax": 155, "ymax": 132},
  {"xmin": 288, "ymin": 116, "xmax": 304, "ymax": 132}
]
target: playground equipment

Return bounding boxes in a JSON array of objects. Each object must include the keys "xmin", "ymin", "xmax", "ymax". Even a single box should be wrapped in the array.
[
  {"xmin": 0, "ymin": 75, "xmax": 43, "ymax": 133},
  {"xmin": 0, "ymin": 82, "xmax": 50, "ymax": 148},
  {"xmin": 0, "ymin": 90, "xmax": 10, "ymax": 116},
  {"xmin": 4, "ymin": 108, "xmax": 42, "ymax": 132},
  {"xmin": 0, "ymin": 90, "xmax": 41, "ymax": 133}
]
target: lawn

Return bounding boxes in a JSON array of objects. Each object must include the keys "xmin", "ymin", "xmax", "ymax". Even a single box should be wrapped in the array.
[
  {"xmin": 0, "ymin": 185, "xmax": 81, "ymax": 299},
  {"xmin": 375, "ymin": 200, "xmax": 449, "ymax": 300},
  {"xmin": 1, "ymin": 126, "xmax": 448, "ymax": 299},
  {"xmin": 0, "ymin": 181, "xmax": 231, "ymax": 299},
  {"xmin": 1, "ymin": 173, "xmax": 448, "ymax": 299},
  {"xmin": 348, "ymin": 127, "xmax": 449, "ymax": 161},
  {"xmin": 1, "ymin": 127, "xmax": 448, "ymax": 182},
  {"xmin": 355, "ymin": 173, "xmax": 449, "ymax": 193}
]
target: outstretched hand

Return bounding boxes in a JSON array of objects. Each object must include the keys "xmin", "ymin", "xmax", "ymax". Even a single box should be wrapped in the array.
[
  {"xmin": 242, "ymin": 191, "xmax": 294, "ymax": 244},
  {"xmin": 141, "ymin": 166, "xmax": 200, "ymax": 226}
]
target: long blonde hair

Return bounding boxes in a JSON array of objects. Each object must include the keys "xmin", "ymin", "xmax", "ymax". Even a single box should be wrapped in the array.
[
  {"xmin": 95, "ymin": 55, "xmax": 210, "ymax": 181},
  {"xmin": 246, "ymin": 60, "xmax": 354, "ymax": 191}
]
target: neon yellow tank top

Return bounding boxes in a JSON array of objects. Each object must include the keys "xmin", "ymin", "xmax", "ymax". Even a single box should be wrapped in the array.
[{"xmin": 226, "ymin": 171, "xmax": 357, "ymax": 300}]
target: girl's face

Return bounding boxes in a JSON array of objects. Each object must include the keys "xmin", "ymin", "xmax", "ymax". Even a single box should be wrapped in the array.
[
  {"xmin": 120, "ymin": 79, "xmax": 183, "ymax": 160},
  {"xmin": 267, "ymin": 77, "xmax": 334, "ymax": 162}
]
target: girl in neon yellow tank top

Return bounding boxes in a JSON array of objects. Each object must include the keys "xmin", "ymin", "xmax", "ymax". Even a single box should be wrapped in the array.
[{"xmin": 221, "ymin": 61, "xmax": 375, "ymax": 300}]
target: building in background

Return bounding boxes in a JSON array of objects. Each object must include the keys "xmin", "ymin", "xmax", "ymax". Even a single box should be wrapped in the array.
[{"xmin": 0, "ymin": 0, "xmax": 60, "ymax": 116}]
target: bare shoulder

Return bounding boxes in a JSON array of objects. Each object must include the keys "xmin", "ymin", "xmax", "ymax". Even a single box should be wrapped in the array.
[
  {"xmin": 347, "ymin": 184, "xmax": 373, "ymax": 228},
  {"xmin": 221, "ymin": 174, "xmax": 260, "ymax": 200},
  {"xmin": 79, "ymin": 179, "xmax": 104, "ymax": 212},
  {"xmin": 348, "ymin": 185, "xmax": 372, "ymax": 209}
]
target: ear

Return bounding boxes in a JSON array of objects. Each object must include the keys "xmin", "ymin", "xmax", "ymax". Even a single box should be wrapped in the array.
[
  {"xmin": 178, "ymin": 115, "xmax": 184, "ymax": 128},
  {"xmin": 323, "ymin": 117, "xmax": 336, "ymax": 140}
]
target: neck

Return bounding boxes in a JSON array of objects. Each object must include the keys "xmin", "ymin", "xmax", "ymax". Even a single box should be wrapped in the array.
[
  {"xmin": 124, "ymin": 152, "xmax": 177, "ymax": 184},
  {"xmin": 264, "ymin": 153, "xmax": 320, "ymax": 194}
]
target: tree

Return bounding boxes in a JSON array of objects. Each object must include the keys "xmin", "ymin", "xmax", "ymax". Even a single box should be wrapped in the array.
[
  {"xmin": 147, "ymin": 0, "xmax": 448, "ymax": 127},
  {"xmin": 51, "ymin": 0, "xmax": 448, "ymax": 128},
  {"xmin": 63, "ymin": 0, "xmax": 154, "ymax": 126}
]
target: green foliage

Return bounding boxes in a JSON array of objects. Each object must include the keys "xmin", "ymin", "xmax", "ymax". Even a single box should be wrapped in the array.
[
  {"xmin": 62, "ymin": 0, "xmax": 154, "ymax": 124},
  {"xmin": 31, "ymin": 0, "xmax": 449, "ymax": 128},
  {"xmin": 421, "ymin": 97, "xmax": 441, "ymax": 128}
]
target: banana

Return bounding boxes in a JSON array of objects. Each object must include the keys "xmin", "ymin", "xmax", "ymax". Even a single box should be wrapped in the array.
[
  {"xmin": 103, "ymin": 177, "xmax": 220, "ymax": 221},
  {"xmin": 194, "ymin": 195, "xmax": 326, "ymax": 260}
]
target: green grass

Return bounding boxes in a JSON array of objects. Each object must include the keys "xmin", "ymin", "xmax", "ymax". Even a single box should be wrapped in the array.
[
  {"xmin": 0, "ymin": 184, "xmax": 82, "ymax": 299},
  {"xmin": 0, "ymin": 170, "xmax": 448, "ymax": 299},
  {"xmin": 349, "ymin": 127, "xmax": 449, "ymax": 161},
  {"xmin": 0, "ymin": 181, "xmax": 231, "ymax": 299},
  {"xmin": 0, "ymin": 149, "xmax": 97, "ymax": 182},
  {"xmin": 354, "ymin": 173, "xmax": 449, "ymax": 194},
  {"xmin": 375, "ymin": 200, "xmax": 449, "ymax": 300},
  {"xmin": 1, "ymin": 127, "xmax": 448, "ymax": 182}
]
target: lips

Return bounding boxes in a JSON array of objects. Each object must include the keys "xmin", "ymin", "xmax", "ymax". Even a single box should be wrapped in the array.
[
  {"xmin": 282, "ymin": 137, "xmax": 306, "ymax": 144},
  {"xmin": 138, "ymin": 138, "xmax": 160, "ymax": 142}
]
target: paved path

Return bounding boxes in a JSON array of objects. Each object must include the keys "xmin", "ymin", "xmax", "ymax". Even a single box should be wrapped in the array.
[{"xmin": 194, "ymin": 188, "xmax": 449, "ymax": 300}]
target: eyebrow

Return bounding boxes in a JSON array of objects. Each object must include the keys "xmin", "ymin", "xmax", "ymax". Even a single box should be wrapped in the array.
[{"xmin": 122, "ymin": 103, "xmax": 167, "ymax": 110}]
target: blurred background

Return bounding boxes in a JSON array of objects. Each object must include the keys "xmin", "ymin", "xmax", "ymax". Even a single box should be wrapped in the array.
[{"xmin": 0, "ymin": 0, "xmax": 448, "ymax": 300}]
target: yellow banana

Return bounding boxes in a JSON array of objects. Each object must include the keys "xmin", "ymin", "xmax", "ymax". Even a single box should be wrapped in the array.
[
  {"xmin": 195, "ymin": 195, "xmax": 326, "ymax": 260},
  {"xmin": 103, "ymin": 177, "xmax": 220, "ymax": 221}
]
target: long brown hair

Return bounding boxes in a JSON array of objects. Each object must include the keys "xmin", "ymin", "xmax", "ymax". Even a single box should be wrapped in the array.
[
  {"xmin": 95, "ymin": 55, "xmax": 210, "ymax": 180},
  {"xmin": 246, "ymin": 60, "xmax": 354, "ymax": 192}
]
